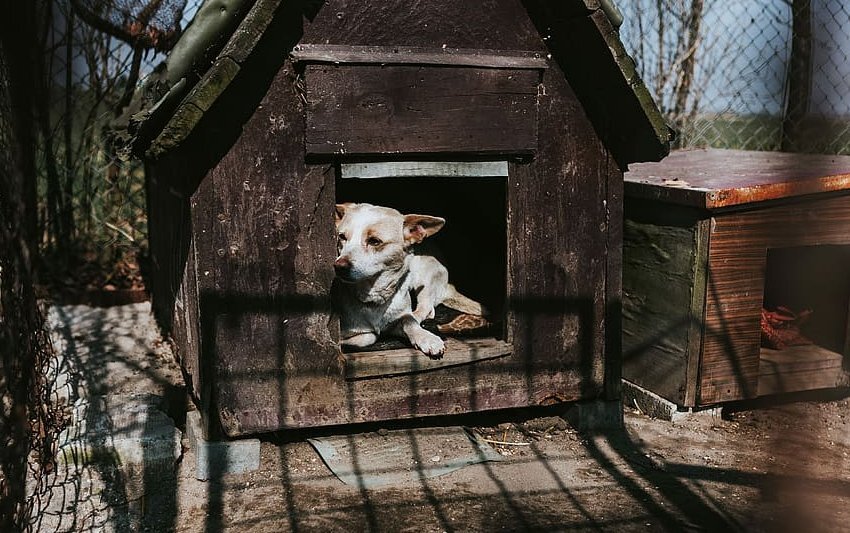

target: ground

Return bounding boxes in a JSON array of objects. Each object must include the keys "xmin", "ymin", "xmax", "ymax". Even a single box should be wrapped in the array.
[{"xmin": 31, "ymin": 302, "xmax": 850, "ymax": 532}]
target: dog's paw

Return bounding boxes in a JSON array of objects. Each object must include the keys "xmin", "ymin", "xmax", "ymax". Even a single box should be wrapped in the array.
[{"xmin": 412, "ymin": 330, "xmax": 445, "ymax": 359}]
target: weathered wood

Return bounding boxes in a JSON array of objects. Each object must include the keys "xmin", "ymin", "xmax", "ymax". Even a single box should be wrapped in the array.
[
  {"xmin": 700, "ymin": 194, "xmax": 850, "ymax": 404},
  {"xmin": 345, "ymin": 338, "xmax": 512, "ymax": 379},
  {"xmin": 291, "ymin": 44, "xmax": 548, "ymax": 69},
  {"xmin": 191, "ymin": 58, "xmax": 341, "ymax": 437},
  {"xmin": 144, "ymin": 0, "xmax": 627, "ymax": 434},
  {"xmin": 622, "ymin": 203, "xmax": 707, "ymax": 406},
  {"xmin": 144, "ymin": 152, "xmax": 205, "ymax": 402},
  {"xmin": 626, "ymin": 149, "xmax": 850, "ymax": 209},
  {"xmin": 305, "ymin": 65, "xmax": 539, "ymax": 156},
  {"xmin": 758, "ymin": 345, "xmax": 847, "ymax": 396},
  {"xmin": 604, "ymin": 151, "xmax": 624, "ymax": 401},
  {"xmin": 340, "ymin": 161, "xmax": 509, "ymax": 179},
  {"xmin": 506, "ymin": 58, "xmax": 610, "ymax": 401},
  {"xmin": 301, "ymin": 0, "xmax": 549, "ymax": 51},
  {"xmin": 174, "ymin": 235, "xmax": 202, "ymax": 400}
]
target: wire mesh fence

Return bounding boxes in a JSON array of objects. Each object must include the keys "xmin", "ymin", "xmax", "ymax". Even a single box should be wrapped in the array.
[
  {"xmin": 36, "ymin": 0, "xmax": 202, "ymax": 289},
  {"xmin": 618, "ymin": 0, "xmax": 850, "ymax": 154},
  {"xmin": 10, "ymin": 0, "xmax": 201, "ymax": 529}
]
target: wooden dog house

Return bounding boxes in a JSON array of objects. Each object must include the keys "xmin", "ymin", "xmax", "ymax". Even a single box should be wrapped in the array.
[
  {"xmin": 127, "ymin": 0, "xmax": 670, "ymax": 436},
  {"xmin": 623, "ymin": 149, "xmax": 850, "ymax": 408}
]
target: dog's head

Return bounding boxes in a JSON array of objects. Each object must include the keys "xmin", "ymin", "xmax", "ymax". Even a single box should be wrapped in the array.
[{"xmin": 333, "ymin": 203, "xmax": 445, "ymax": 282}]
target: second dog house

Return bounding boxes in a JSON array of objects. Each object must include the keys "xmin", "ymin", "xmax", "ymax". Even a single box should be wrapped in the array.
[
  {"xmin": 624, "ymin": 149, "xmax": 850, "ymax": 408},
  {"xmin": 128, "ymin": 0, "xmax": 670, "ymax": 436}
]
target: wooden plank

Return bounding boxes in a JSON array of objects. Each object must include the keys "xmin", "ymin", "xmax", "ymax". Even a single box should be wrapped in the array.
[
  {"xmin": 699, "ymin": 194, "xmax": 850, "ymax": 405},
  {"xmin": 291, "ymin": 44, "xmax": 548, "ymax": 69},
  {"xmin": 145, "ymin": 151, "xmax": 205, "ymax": 403},
  {"xmin": 758, "ymin": 345, "xmax": 848, "ymax": 396},
  {"xmin": 340, "ymin": 161, "xmax": 509, "ymax": 179},
  {"xmin": 506, "ymin": 61, "xmax": 609, "ymax": 401},
  {"xmin": 604, "ymin": 151, "xmax": 624, "ymax": 401},
  {"xmin": 845, "ymin": 298, "xmax": 850, "ymax": 372},
  {"xmin": 685, "ymin": 219, "xmax": 710, "ymax": 406},
  {"xmin": 191, "ymin": 61, "xmax": 342, "ymax": 436},
  {"xmin": 305, "ymin": 65, "xmax": 538, "ymax": 156},
  {"xmin": 626, "ymin": 149, "xmax": 850, "ymax": 209},
  {"xmin": 622, "ymin": 203, "xmax": 705, "ymax": 405},
  {"xmin": 345, "ymin": 338, "xmax": 512, "ymax": 380}
]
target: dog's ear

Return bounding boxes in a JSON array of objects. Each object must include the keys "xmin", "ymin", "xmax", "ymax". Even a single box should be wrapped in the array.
[
  {"xmin": 403, "ymin": 214, "xmax": 445, "ymax": 245},
  {"xmin": 335, "ymin": 203, "xmax": 354, "ymax": 225}
]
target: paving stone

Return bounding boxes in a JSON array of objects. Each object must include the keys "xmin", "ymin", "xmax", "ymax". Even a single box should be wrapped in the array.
[{"xmin": 186, "ymin": 410, "xmax": 260, "ymax": 481}]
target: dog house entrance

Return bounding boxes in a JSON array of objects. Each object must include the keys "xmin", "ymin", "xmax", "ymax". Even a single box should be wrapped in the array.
[
  {"xmin": 336, "ymin": 161, "xmax": 513, "ymax": 379},
  {"xmin": 758, "ymin": 245, "xmax": 850, "ymax": 395}
]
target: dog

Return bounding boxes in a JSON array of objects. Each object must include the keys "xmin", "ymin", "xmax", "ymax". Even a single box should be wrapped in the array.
[{"xmin": 333, "ymin": 202, "xmax": 485, "ymax": 358}]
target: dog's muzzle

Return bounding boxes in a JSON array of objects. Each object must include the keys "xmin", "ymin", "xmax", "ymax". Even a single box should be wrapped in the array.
[{"xmin": 334, "ymin": 256, "xmax": 354, "ymax": 280}]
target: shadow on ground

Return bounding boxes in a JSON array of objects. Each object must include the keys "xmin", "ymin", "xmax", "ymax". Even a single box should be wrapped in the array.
[{"xmin": 31, "ymin": 302, "xmax": 850, "ymax": 532}]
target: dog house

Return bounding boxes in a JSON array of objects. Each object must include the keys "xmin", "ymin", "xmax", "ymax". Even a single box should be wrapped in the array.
[
  {"xmin": 623, "ymin": 149, "xmax": 850, "ymax": 409},
  {"xmin": 126, "ymin": 0, "xmax": 670, "ymax": 436}
]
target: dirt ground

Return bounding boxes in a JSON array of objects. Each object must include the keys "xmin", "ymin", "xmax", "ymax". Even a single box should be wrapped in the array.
[{"xmin": 34, "ymin": 303, "xmax": 850, "ymax": 532}]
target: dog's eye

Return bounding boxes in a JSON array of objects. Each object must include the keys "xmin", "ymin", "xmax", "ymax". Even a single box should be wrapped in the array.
[
  {"xmin": 366, "ymin": 237, "xmax": 382, "ymax": 247},
  {"xmin": 338, "ymin": 233, "xmax": 347, "ymax": 242}
]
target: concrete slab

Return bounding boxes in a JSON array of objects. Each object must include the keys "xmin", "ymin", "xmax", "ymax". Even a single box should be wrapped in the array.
[
  {"xmin": 622, "ymin": 379, "xmax": 722, "ymax": 422},
  {"xmin": 186, "ymin": 410, "xmax": 261, "ymax": 481},
  {"xmin": 57, "ymin": 393, "xmax": 183, "ymax": 469},
  {"xmin": 563, "ymin": 399, "xmax": 624, "ymax": 432}
]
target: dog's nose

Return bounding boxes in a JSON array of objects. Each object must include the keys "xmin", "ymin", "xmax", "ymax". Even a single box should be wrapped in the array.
[{"xmin": 334, "ymin": 256, "xmax": 351, "ymax": 274}]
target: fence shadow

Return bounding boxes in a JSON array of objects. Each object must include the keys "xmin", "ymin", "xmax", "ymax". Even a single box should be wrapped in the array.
[{"xmin": 34, "ymin": 275, "xmax": 850, "ymax": 531}]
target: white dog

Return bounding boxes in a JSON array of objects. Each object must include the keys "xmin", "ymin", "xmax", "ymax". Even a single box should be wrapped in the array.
[{"xmin": 333, "ymin": 202, "xmax": 484, "ymax": 358}]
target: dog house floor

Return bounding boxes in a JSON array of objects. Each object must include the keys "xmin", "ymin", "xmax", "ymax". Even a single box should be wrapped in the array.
[
  {"xmin": 757, "ymin": 245, "xmax": 850, "ymax": 396},
  {"xmin": 343, "ymin": 305, "xmax": 511, "ymax": 379},
  {"xmin": 758, "ymin": 345, "xmax": 847, "ymax": 396},
  {"xmin": 345, "ymin": 338, "xmax": 512, "ymax": 379}
]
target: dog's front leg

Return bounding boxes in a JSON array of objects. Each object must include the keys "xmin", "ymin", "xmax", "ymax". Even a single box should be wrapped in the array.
[
  {"xmin": 395, "ymin": 314, "xmax": 445, "ymax": 359},
  {"xmin": 411, "ymin": 284, "xmax": 439, "ymax": 323},
  {"xmin": 340, "ymin": 332, "xmax": 379, "ymax": 348}
]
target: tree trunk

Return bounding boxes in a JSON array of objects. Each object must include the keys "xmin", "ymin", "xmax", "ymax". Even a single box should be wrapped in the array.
[
  {"xmin": 672, "ymin": 0, "xmax": 705, "ymax": 146},
  {"xmin": 781, "ymin": 0, "xmax": 812, "ymax": 152}
]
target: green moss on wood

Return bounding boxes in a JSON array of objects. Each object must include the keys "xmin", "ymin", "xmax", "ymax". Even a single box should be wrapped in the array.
[
  {"xmin": 165, "ymin": 0, "xmax": 252, "ymax": 86},
  {"xmin": 221, "ymin": 0, "xmax": 282, "ymax": 63},
  {"xmin": 146, "ymin": 103, "xmax": 206, "ymax": 160},
  {"xmin": 591, "ymin": 9, "xmax": 672, "ymax": 151}
]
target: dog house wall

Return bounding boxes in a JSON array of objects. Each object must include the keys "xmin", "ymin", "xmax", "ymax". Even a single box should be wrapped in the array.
[{"xmin": 140, "ymin": 0, "xmax": 670, "ymax": 436}]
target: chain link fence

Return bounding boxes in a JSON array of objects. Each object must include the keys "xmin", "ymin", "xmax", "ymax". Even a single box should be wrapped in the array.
[
  {"xmin": 36, "ymin": 0, "xmax": 202, "ymax": 292},
  {"xmin": 11, "ymin": 0, "xmax": 201, "ymax": 529},
  {"xmin": 619, "ymin": 0, "xmax": 850, "ymax": 154}
]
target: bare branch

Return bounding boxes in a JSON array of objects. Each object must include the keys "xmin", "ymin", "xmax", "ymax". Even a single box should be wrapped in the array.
[{"xmin": 68, "ymin": 0, "xmax": 182, "ymax": 52}]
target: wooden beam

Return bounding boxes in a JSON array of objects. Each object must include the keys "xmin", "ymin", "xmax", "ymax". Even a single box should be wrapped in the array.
[
  {"xmin": 340, "ymin": 161, "xmax": 509, "ymax": 179},
  {"xmin": 345, "ymin": 338, "xmax": 512, "ymax": 380},
  {"xmin": 291, "ymin": 44, "xmax": 549, "ymax": 69},
  {"xmin": 758, "ymin": 345, "xmax": 848, "ymax": 396}
]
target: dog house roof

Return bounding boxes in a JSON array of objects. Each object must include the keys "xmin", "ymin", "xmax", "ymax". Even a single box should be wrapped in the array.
[{"xmin": 121, "ymin": 0, "xmax": 671, "ymax": 165}]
